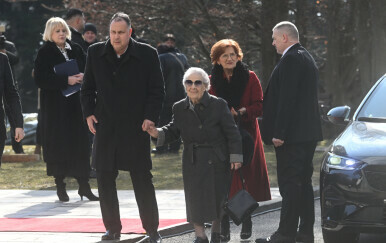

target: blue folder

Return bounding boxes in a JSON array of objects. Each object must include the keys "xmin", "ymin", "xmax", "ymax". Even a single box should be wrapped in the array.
[{"xmin": 54, "ymin": 59, "xmax": 81, "ymax": 97}]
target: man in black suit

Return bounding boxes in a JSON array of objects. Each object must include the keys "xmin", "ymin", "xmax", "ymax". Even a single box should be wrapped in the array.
[
  {"xmin": 81, "ymin": 12, "xmax": 164, "ymax": 243},
  {"xmin": 258, "ymin": 21, "xmax": 322, "ymax": 243},
  {"xmin": 65, "ymin": 8, "xmax": 87, "ymax": 52}
]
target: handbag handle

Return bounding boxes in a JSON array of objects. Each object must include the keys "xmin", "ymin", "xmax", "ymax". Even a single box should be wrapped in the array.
[
  {"xmin": 236, "ymin": 110, "xmax": 242, "ymax": 126},
  {"xmin": 226, "ymin": 169, "xmax": 246, "ymax": 199}
]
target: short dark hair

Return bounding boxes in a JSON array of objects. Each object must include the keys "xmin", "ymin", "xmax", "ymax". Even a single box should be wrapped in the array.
[
  {"xmin": 163, "ymin": 33, "xmax": 175, "ymax": 42},
  {"xmin": 65, "ymin": 8, "xmax": 83, "ymax": 20},
  {"xmin": 110, "ymin": 12, "xmax": 131, "ymax": 28}
]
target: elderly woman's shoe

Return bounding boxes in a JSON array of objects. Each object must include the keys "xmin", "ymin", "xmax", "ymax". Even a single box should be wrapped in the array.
[
  {"xmin": 210, "ymin": 232, "xmax": 221, "ymax": 243},
  {"xmin": 220, "ymin": 216, "xmax": 230, "ymax": 241},
  {"xmin": 193, "ymin": 237, "xmax": 209, "ymax": 243},
  {"xmin": 240, "ymin": 216, "xmax": 252, "ymax": 239}
]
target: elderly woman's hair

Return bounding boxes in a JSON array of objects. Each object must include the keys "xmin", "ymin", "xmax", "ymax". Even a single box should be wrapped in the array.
[
  {"xmin": 43, "ymin": 17, "xmax": 71, "ymax": 42},
  {"xmin": 183, "ymin": 67, "xmax": 211, "ymax": 91},
  {"xmin": 210, "ymin": 39, "xmax": 243, "ymax": 65}
]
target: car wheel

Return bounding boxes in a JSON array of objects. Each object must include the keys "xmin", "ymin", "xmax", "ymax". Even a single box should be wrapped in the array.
[{"xmin": 322, "ymin": 229, "xmax": 359, "ymax": 243}]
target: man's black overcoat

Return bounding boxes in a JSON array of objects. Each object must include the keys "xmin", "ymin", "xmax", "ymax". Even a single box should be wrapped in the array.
[
  {"xmin": 81, "ymin": 38, "xmax": 164, "ymax": 172},
  {"xmin": 261, "ymin": 43, "xmax": 323, "ymax": 145}
]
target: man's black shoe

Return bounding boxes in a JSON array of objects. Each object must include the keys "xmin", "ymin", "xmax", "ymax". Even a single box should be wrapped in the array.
[
  {"xmin": 255, "ymin": 231, "xmax": 295, "ymax": 243},
  {"xmin": 151, "ymin": 148, "xmax": 167, "ymax": 154},
  {"xmin": 295, "ymin": 232, "xmax": 314, "ymax": 243},
  {"xmin": 148, "ymin": 231, "xmax": 162, "ymax": 243},
  {"xmin": 193, "ymin": 237, "xmax": 209, "ymax": 243},
  {"xmin": 101, "ymin": 230, "xmax": 121, "ymax": 240},
  {"xmin": 89, "ymin": 169, "xmax": 97, "ymax": 179}
]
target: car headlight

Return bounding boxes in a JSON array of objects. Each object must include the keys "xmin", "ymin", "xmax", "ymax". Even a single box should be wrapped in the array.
[{"xmin": 325, "ymin": 152, "xmax": 364, "ymax": 171}]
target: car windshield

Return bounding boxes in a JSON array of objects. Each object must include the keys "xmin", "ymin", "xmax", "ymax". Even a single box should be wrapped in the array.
[{"xmin": 357, "ymin": 77, "xmax": 386, "ymax": 121}]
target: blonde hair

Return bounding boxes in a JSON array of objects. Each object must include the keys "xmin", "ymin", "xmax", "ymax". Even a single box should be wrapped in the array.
[{"xmin": 43, "ymin": 17, "xmax": 71, "ymax": 42}]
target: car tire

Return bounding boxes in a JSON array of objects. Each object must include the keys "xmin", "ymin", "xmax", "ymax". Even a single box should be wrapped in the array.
[{"xmin": 322, "ymin": 229, "xmax": 359, "ymax": 243}]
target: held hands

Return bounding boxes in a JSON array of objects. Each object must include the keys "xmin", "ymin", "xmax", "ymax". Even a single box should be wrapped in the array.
[
  {"xmin": 230, "ymin": 107, "xmax": 246, "ymax": 117},
  {"xmin": 231, "ymin": 162, "xmax": 242, "ymax": 170},
  {"xmin": 68, "ymin": 73, "xmax": 84, "ymax": 85},
  {"xmin": 272, "ymin": 138, "xmax": 284, "ymax": 147},
  {"xmin": 86, "ymin": 115, "xmax": 98, "ymax": 134},
  {"xmin": 142, "ymin": 119, "xmax": 159, "ymax": 138},
  {"xmin": 14, "ymin": 128, "xmax": 25, "ymax": 142}
]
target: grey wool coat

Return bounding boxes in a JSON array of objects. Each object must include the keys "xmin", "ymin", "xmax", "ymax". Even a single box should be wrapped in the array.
[{"xmin": 157, "ymin": 91, "xmax": 243, "ymax": 223}]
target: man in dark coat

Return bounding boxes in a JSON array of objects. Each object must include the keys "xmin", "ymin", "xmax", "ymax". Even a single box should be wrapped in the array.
[
  {"xmin": 152, "ymin": 43, "xmax": 189, "ymax": 154},
  {"xmin": 0, "ymin": 53, "xmax": 24, "ymax": 167},
  {"xmin": 258, "ymin": 21, "xmax": 322, "ymax": 243},
  {"xmin": 0, "ymin": 33, "xmax": 24, "ymax": 154},
  {"xmin": 80, "ymin": 12, "xmax": 164, "ymax": 242},
  {"xmin": 83, "ymin": 23, "xmax": 98, "ymax": 49},
  {"xmin": 65, "ymin": 8, "xmax": 87, "ymax": 53}
]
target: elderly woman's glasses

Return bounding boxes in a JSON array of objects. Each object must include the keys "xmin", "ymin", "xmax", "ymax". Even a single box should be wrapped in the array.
[{"xmin": 184, "ymin": 80, "xmax": 203, "ymax": 87}]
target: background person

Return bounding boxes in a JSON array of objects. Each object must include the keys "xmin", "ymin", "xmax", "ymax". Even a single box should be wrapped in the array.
[
  {"xmin": 258, "ymin": 21, "xmax": 323, "ymax": 243},
  {"xmin": 80, "ymin": 12, "xmax": 164, "ymax": 242},
  {"xmin": 34, "ymin": 17, "xmax": 98, "ymax": 202},
  {"xmin": 0, "ymin": 53, "xmax": 24, "ymax": 167},
  {"xmin": 83, "ymin": 23, "xmax": 98, "ymax": 48},
  {"xmin": 0, "ymin": 28, "xmax": 24, "ymax": 154},
  {"xmin": 152, "ymin": 43, "xmax": 189, "ymax": 154},
  {"xmin": 65, "ymin": 8, "xmax": 87, "ymax": 52},
  {"xmin": 209, "ymin": 39, "xmax": 271, "ymax": 241},
  {"xmin": 147, "ymin": 67, "xmax": 243, "ymax": 243}
]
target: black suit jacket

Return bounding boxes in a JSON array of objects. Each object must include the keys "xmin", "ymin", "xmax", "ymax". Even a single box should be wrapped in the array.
[{"xmin": 261, "ymin": 43, "xmax": 323, "ymax": 145}]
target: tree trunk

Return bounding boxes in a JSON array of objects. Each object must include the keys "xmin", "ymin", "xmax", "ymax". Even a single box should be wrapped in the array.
[
  {"xmin": 325, "ymin": 0, "xmax": 342, "ymax": 106},
  {"xmin": 369, "ymin": 0, "xmax": 386, "ymax": 82},
  {"xmin": 295, "ymin": 0, "xmax": 308, "ymax": 47},
  {"xmin": 260, "ymin": 0, "xmax": 288, "ymax": 90},
  {"xmin": 354, "ymin": 1, "xmax": 372, "ymax": 94}
]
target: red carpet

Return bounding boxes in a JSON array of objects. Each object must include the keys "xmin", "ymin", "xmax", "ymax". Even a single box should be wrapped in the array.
[{"xmin": 0, "ymin": 218, "xmax": 186, "ymax": 233}]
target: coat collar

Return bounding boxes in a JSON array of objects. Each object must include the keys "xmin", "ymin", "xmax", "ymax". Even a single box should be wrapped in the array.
[
  {"xmin": 184, "ymin": 91, "xmax": 211, "ymax": 109},
  {"xmin": 281, "ymin": 43, "xmax": 301, "ymax": 58},
  {"xmin": 100, "ymin": 37, "xmax": 142, "ymax": 61}
]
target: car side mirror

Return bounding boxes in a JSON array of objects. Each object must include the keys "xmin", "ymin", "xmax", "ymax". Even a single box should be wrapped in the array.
[{"xmin": 327, "ymin": 106, "xmax": 351, "ymax": 125}]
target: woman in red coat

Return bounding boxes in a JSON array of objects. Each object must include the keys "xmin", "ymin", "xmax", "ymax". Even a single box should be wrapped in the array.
[{"xmin": 209, "ymin": 39, "xmax": 271, "ymax": 241}]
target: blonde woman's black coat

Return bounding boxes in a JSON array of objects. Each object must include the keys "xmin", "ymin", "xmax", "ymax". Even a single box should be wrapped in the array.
[{"xmin": 34, "ymin": 40, "xmax": 90, "ymax": 177}]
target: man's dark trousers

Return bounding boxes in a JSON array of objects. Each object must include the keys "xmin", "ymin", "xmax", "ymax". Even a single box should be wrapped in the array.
[
  {"xmin": 96, "ymin": 170, "xmax": 159, "ymax": 233},
  {"xmin": 275, "ymin": 141, "xmax": 316, "ymax": 237}
]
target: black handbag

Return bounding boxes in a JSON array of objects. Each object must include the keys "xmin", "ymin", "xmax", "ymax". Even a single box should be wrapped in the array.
[
  {"xmin": 236, "ymin": 111, "xmax": 255, "ymax": 166},
  {"xmin": 223, "ymin": 170, "xmax": 259, "ymax": 226}
]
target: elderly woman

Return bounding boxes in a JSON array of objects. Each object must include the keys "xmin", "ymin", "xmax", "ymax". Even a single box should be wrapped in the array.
[
  {"xmin": 147, "ymin": 67, "xmax": 242, "ymax": 243},
  {"xmin": 34, "ymin": 17, "xmax": 98, "ymax": 202},
  {"xmin": 0, "ymin": 53, "xmax": 24, "ymax": 166},
  {"xmin": 209, "ymin": 39, "xmax": 271, "ymax": 241}
]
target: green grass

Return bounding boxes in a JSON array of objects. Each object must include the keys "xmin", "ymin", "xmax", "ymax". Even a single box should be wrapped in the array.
[{"xmin": 0, "ymin": 144, "xmax": 326, "ymax": 190}]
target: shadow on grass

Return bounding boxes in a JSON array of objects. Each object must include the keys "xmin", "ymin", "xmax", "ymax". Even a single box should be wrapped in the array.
[{"xmin": 0, "ymin": 144, "xmax": 327, "ymax": 190}]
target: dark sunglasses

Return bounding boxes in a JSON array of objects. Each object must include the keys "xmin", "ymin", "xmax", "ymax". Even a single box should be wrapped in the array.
[{"xmin": 184, "ymin": 80, "xmax": 203, "ymax": 87}]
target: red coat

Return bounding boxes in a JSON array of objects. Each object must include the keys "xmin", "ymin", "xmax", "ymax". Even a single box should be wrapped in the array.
[{"xmin": 209, "ymin": 71, "xmax": 271, "ymax": 202}]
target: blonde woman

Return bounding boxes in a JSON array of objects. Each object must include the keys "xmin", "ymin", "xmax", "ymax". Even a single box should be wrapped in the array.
[{"xmin": 34, "ymin": 17, "xmax": 98, "ymax": 202}]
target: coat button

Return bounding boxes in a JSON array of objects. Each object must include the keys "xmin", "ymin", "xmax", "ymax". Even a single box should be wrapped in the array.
[
  {"xmin": 200, "ymin": 106, "xmax": 204, "ymax": 111},
  {"xmin": 199, "ymin": 125, "xmax": 202, "ymax": 129},
  {"xmin": 113, "ymin": 71, "xmax": 116, "ymax": 75},
  {"xmin": 208, "ymin": 160, "xmax": 213, "ymax": 164}
]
